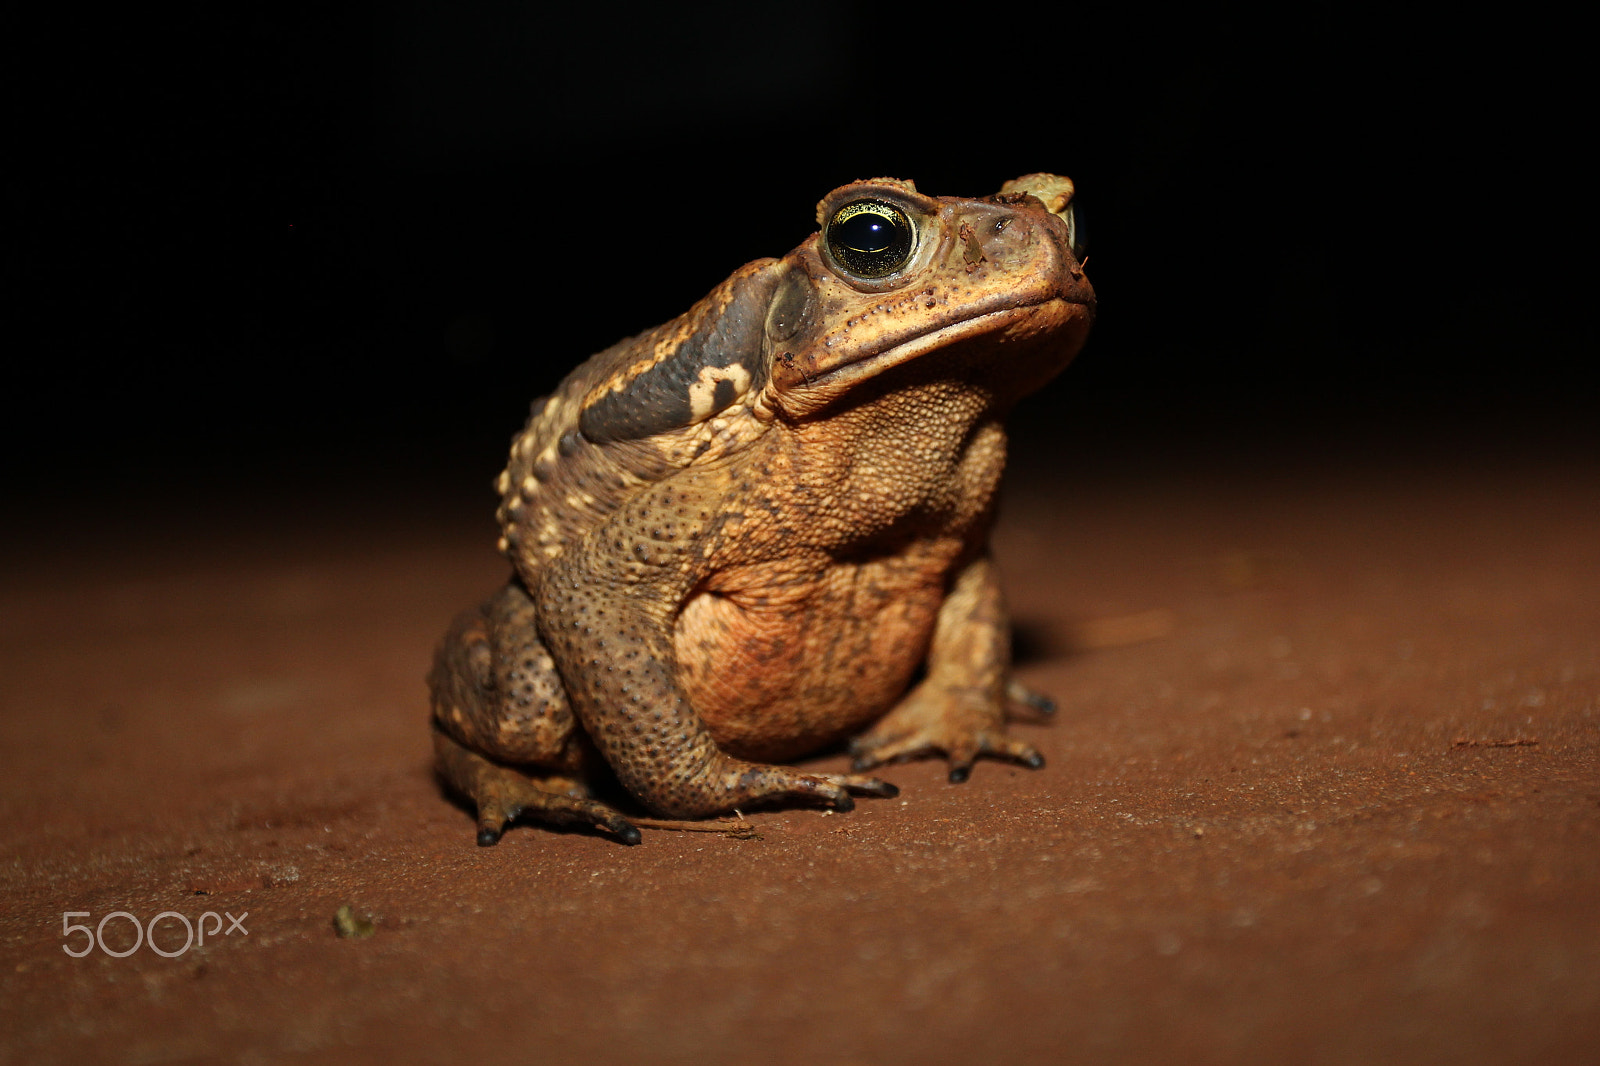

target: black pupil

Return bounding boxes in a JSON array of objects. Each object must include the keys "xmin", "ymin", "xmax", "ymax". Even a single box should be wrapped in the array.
[
  {"xmin": 835, "ymin": 212, "xmax": 896, "ymax": 253},
  {"xmin": 827, "ymin": 201, "xmax": 912, "ymax": 279}
]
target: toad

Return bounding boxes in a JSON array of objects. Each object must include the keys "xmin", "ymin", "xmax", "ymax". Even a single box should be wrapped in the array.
[{"xmin": 429, "ymin": 174, "xmax": 1095, "ymax": 844}]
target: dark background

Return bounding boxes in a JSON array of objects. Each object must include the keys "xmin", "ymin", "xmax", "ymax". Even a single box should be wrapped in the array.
[{"xmin": 9, "ymin": 4, "xmax": 1592, "ymax": 510}]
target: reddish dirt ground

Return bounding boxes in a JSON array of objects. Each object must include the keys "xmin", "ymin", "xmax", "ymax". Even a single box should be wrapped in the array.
[{"xmin": 2, "ymin": 444, "xmax": 1598, "ymax": 1064}]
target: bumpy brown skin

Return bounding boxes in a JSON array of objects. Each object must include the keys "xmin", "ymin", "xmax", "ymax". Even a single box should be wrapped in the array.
[{"xmin": 429, "ymin": 174, "xmax": 1095, "ymax": 845}]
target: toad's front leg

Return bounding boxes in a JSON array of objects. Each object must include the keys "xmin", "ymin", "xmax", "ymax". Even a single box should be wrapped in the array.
[
  {"xmin": 848, "ymin": 553, "xmax": 1051, "ymax": 783},
  {"xmin": 533, "ymin": 534, "xmax": 897, "ymax": 820}
]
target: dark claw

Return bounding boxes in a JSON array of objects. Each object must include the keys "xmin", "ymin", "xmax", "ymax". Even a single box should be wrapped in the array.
[
  {"xmin": 476, "ymin": 826, "xmax": 502, "ymax": 847},
  {"xmin": 615, "ymin": 825, "xmax": 643, "ymax": 846},
  {"xmin": 1008, "ymin": 683, "xmax": 1058, "ymax": 720},
  {"xmin": 832, "ymin": 793, "xmax": 856, "ymax": 812},
  {"xmin": 948, "ymin": 765, "xmax": 971, "ymax": 784},
  {"xmin": 1024, "ymin": 752, "xmax": 1046, "ymax": 769}
]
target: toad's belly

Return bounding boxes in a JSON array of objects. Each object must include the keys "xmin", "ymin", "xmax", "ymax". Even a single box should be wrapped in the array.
[{"xmin": 674, "ymin": 552, "xmax": 954, "ymax": 762}]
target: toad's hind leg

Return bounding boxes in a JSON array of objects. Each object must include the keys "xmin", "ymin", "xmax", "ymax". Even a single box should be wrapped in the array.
[
  {"xmin": 431, "ymin": 730, "xmax": 640, "ymax": 846},
  {"xmin": 428, "ymin": 579, "xmax": 642, "ymax": 846}
]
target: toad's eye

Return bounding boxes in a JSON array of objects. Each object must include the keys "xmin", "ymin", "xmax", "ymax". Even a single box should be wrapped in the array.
[{"xmin": 825, "ymin": 200, "xmax": 914, "ymax": 279}]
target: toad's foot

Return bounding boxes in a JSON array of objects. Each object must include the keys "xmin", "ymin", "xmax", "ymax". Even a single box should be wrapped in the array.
[
  {"xmin": 433, "ymin": 727, "xmax": 642, "ymax": 846},
  {"xmin": 652, "ymin": 759, "xmax": 899, "ymax": 819},
  {"xmin": 848, "ymin": 679, "xmax": 1047, "ymax": 784}
]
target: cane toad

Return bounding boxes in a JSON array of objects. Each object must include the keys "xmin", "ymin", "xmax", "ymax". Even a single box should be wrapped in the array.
[{"xmin": 429, "ymin": 174, "xmax": 1095, "ymax": 845}]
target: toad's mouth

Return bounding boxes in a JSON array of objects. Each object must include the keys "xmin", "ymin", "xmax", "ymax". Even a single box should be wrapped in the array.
[{"xmin": 798, "ymin": 295, "xmax": 1092, "ymax": 394}]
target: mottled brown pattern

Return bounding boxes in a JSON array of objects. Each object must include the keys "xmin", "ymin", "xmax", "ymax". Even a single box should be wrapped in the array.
[{"xmin": 429, "ymin": 175, "xmax": 1094, "ymax": 843}]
